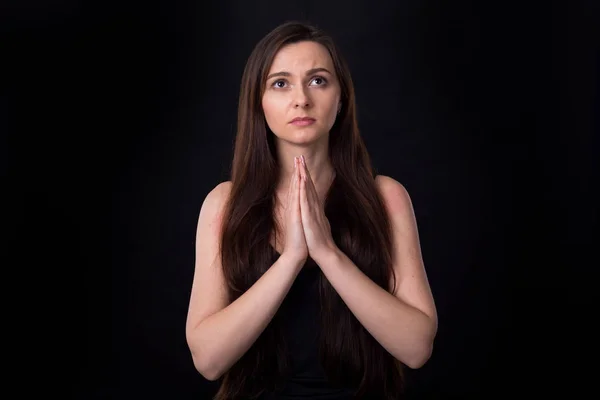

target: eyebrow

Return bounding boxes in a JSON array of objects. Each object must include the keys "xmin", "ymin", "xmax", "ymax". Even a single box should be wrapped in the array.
[{"xmin": 266, "ymin": 67, "xmax": 332, "ymax": 80}]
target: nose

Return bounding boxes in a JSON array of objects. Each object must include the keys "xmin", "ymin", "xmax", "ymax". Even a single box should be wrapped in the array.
[{"xmin": 293, "ymin": 87, "xmax": 311, "ymax": 108}]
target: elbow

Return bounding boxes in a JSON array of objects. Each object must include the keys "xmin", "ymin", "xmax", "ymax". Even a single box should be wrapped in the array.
[
  {"xmin": 187, "ymin": 331, "xmax": 223, "ymax": 381},
  {"xmin": 189, "ymin": 347, "xmax": 224, "ymax": 381},
  {"xmin": 404, "ymin": 316, "xmax": 437, "ymax": 369},
  {"xmin": 403, "ymin": 341, "xmax": 433, "ymax": 369},
  {"xmin": 402, "ymin": 325, "xmax": 435, "ymax": 369}
]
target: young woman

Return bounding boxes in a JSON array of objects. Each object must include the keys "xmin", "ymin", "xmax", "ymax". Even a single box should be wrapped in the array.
[{"xmin": 185, "ymin": 20, "xmax": 437, "ymax": 399}]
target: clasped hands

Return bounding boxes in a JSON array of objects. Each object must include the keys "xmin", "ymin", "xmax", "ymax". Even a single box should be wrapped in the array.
[{"xmin": 293, "ymin": 155, "xmax": 337, "ymax": 263}]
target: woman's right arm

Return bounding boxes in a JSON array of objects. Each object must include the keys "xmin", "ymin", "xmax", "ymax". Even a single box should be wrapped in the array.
[{"xmin": 185, "ymin": 181, "xmax": 304, "ymax": 381}]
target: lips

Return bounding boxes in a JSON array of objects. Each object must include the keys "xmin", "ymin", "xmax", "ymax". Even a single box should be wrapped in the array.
[
  {"xmin": 289, "ymin": 117, "xmax": 316, "ymax": 127},
  {"xmin": 290, "ymin": 117, "xmax": 316, "ymax": 123}
]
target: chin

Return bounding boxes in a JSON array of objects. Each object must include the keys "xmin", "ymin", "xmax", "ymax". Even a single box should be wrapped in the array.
[
  {"xmin": 293, "ymin": 133, "xmax": 327, "ymax": 145},
  {"xmin": 272, "ymin": 126, "xmax": 330, "ymax": 145},
  {"xmin": 289, "ymin": 127, "xmax": 328, "ymax": 141}
]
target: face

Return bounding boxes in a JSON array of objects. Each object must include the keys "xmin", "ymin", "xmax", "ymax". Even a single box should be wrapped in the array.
[{"xmin": 262, "ymin": 41, "xmax": 341, "ymax": 144}]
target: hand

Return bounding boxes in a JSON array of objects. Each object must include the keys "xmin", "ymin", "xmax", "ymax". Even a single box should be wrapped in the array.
[
  {"xmin": 281, "ymin": 156, "xmax": 309, "ymax": 265},
  {"xmin": 298, "ymin": 155, "xmax": 337, "ymax": 262}
]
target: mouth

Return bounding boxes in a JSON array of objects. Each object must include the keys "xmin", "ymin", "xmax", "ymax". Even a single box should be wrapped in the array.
[{"xmin": 289, "ymin": 117, "xmax": 316, "ymax": 126}]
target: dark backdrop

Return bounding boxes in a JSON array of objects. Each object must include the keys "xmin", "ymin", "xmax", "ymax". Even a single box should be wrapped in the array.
[{"xmin": 4, "ymin": 0, "xmax": 598, "ymax": 398}]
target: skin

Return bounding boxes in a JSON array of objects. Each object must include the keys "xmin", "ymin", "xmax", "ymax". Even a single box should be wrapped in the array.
[
  {"xmin": 262, "ymin": 40, "xmax": 340, "ymax": 206},
  {"xmin": 262, "ymin": 40, "xmax": 438, "ymax": 368},
  {"xmin": 185, "ymin": 40, "xmax": 437, "ymax": 381}
]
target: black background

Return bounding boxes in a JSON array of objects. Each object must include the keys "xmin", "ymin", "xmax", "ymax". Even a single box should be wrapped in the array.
[{"xmin": 4, "ymin": 0, "xmax": 598, "ymax": 398}]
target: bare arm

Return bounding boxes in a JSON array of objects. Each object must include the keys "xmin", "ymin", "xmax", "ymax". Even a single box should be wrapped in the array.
[
  {"xmin": 315, "ymin": 249, "xmax": 436, "ymax": 369},
  {"xmin": 185, "ymin": 182, "xmax": 304, "ymax": 381},
  {"xmin": 312, "ymin": 176, "xmax": 437, "ymax": 369}
]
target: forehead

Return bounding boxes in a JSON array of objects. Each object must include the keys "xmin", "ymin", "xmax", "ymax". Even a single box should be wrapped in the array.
[{"xmin": 268, "ymin": 41, "xmax": 334, "ymax": 73}]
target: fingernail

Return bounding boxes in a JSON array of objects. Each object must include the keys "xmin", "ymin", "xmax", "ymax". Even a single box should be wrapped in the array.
[{"xmin": 301, "ymin": 155, "xmax": 305, "ymax": 165}]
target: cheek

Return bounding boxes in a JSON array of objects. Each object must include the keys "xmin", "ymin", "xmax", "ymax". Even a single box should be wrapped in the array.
[
  {"xmin": 323, "ymin": 97, "xmax": 339, "ymax": 124},
  {"xmin": 321, "ymin": 88, "xmax": 339, "ymax": 111},
  {"xmin": 262, "ymin": 95, "xmax": 284, "ymax": 129}
]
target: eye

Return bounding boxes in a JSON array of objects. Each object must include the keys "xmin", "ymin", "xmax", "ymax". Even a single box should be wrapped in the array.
[
  {"xmin": 272, "ymin": 80, "xmax": 287, "ymax": 88},
  {"xmin": 310, "ymin": 76, "xmax": 328, "ymax": 86}
]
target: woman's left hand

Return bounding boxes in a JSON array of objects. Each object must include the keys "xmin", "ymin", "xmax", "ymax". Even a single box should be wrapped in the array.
[{"xmin": 298, "ymin": 155, "xmax": 338, "ymax": 262}]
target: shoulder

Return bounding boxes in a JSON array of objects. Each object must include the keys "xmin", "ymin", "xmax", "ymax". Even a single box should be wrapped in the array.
[
  {"xmin": 374, "ymin": 175, "xmax": 413, "ymax": 215},
  {"xmin": 198, "ymin": 181, "xmax": 233, "ymax": 227},
  {"xmin": 203, "ymin": 181, "xmax": 233, "ymax": 207}
]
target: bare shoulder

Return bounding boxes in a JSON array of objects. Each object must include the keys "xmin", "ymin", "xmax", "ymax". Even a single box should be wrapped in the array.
[
  {"xmin": 375, "ymin": 175, "xmax": 413, "ymax": 215},
  {"xmin": 196, "ymin": 181, "xmax": 232, "ymax": 231},
  {"xmin": 186, "ymin": 180, "xmax": 233, "ymax": 335},
  {"xmin": 200, "ymin": 181, "xmax": 233, "ymax": 217},
  {"xmin": 376, "ymin": 176, "xmax": 437, "ymax": 341}
]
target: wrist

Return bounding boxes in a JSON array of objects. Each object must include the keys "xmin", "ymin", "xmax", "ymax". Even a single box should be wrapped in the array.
[
  {"xmin": 312, "ymin": 244, "xmax": 341, "ymax": 267},
  {"xmin": 278, "ymin": 251, "xmax": 307, "ymax": 272}
]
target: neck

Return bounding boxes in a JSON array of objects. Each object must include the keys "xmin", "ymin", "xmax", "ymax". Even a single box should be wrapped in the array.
[{"xmin": 275, "ymin": 138, "xmax": 335, "ymax": 200}]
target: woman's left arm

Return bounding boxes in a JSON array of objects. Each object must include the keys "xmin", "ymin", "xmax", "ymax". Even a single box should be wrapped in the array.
[{"xmin": 314, "ymin": 176, "xmax": 438, "ymax": 369}]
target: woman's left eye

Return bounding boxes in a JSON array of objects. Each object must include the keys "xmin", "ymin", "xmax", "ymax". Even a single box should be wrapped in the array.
[{"xmin": 311, "ymin": 77, "xmax": 327, "ymax": 85}]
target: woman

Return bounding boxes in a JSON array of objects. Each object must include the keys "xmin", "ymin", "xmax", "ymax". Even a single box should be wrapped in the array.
[{"xmin": 185, "ymin": 21, "xmax": 437, "ymax": 399}]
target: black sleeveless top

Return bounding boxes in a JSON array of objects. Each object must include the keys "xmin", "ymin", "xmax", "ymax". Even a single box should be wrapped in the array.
[{"xmin": 258, "ymin": 248, "xmax": 357, "ymax": 399}]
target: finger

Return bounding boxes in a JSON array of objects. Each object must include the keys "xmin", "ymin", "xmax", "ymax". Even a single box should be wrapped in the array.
[
  {"xmin": 300, "ymin": 155, "xmax": 308, "ymax": 182},
  {"xmin": 286, "ymin": 157, "xmax": 297, "ymax": 208},
  {"xmin": 301, "ymin": 155, "xmax": 314, "ymax": 188},
  {"xmin": 301, "ymin": 158, "xmax": 319, "ymax": 206},
  {"xmin": 299, "ymin": 163, "xmax": 309, "ymax": 213},
  {"xmin": 293, "ymin": 158, "xmax": 302, "ymax": 218}
]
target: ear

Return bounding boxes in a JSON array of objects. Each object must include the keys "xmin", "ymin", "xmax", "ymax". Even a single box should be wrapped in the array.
[{"xmin": 337, "ymin": 102, "xmax": 342, "ymax": 114}]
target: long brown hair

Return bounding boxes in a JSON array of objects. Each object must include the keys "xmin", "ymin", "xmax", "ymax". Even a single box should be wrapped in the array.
[{"xmin": 215, "ymin": 21, "xmax": 404, "ymax": 399}]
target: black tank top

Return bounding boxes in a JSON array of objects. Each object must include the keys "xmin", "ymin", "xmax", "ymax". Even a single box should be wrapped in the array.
[{"xmin": 258, "ymin": 248, "xmax": 356, "ymax": 399}]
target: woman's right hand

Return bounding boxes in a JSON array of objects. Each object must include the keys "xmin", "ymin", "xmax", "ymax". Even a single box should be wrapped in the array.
[{"xmin": 282, "ymin": 156, "xmax": 308, "ymax": 265}]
